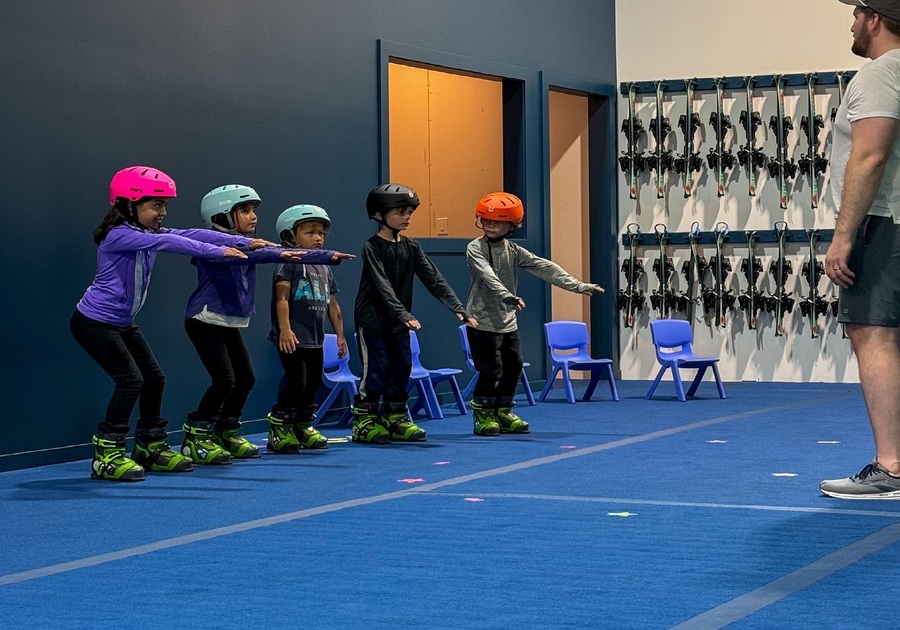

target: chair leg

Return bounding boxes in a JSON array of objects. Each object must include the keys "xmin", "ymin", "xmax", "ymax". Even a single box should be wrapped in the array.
[
  {"xmin": 562, "ymin": 367, "xmax": 576, "ymax": 404},
  {"xmin": 409, "ymin": 395, "xmax": 425, "ymax": 417},
  {"xmin": 645, "ymin": 365, "xmax": 668, "ymax": 400},
  {"xmin": 582, "ymin": 372, "xmax": 600, "ymax": 402},
  {"xmin": 605, "ymin": 366, "xmax": 620, "ymax": 402},
  {"xmin": 520, "ymin": 370, "xmax": 536, "ymax": 406},
  {"xmin": 448, "ymin": 377, "xmax": 467, "ymax": 415},
  {"xmin": 315, "ymin": 386, "xmax": 342, "ymax": 425},
  {"xmin": 539, "ymin": 367, "xmax": 561, "ymax": 402},
  {"xmin": 462, "ymin": 372, "xmax": 477, "ymax": 400},
  {"xmin": 671, "ymin": 366, "xmax": 687, "ymax": 402},
  {"xmin": 686, "ymin": 366, "xmax": 708, "ymax": 399},
  {"xmin": 711, "ymin": 363, "xmax": 726, "ymax": 399},
  {"xmin": 419, "ymin": 379, "xmax": 444, "ymax": 419}
]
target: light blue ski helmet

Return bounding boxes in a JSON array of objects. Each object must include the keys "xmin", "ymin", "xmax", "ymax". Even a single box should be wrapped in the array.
[
  {"xmin": 200, "ymin": 184, "xmax": 261, "ymax": 228},
  {"xmin": 276, "ymin": 205, "xmax": 331, "ymax": 240}
]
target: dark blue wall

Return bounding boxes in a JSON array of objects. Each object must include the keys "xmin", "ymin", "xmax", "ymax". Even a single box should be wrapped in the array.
[{"xmin": 0, "ymin": 1, "xmax": 617, "ymax": 469}]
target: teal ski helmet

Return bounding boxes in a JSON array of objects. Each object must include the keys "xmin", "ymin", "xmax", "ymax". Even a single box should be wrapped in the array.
[
  {"xmin": 200, "ymin": 184, "xmax": 261, "ymax": 228},
  {"xmin": 276, "ymin": 205, "xmax": 332, "ymax": 241}
]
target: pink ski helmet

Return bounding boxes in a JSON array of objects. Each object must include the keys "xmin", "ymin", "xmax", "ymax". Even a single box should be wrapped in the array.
[{"xmin": 109, "ymin": 166, "xmax": 177, "ymax": 206}]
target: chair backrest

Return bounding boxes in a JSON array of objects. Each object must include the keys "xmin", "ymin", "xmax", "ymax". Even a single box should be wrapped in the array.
[
  {"xmin": 458, "ymin": 324, "xmax": 472, "ymax": 360},
  {"xmin": 649, "ymin": 320, "xmax": 694, "ymax": 360},
  {"xmin": 409, "ymin": 330, "xmax": 427, "ymax": 372},
  {"xmin": 322, "ymin": 333, "xmax": 342, "ymax": 370},
  {"xmin": 544, "ymin": 320, "xmax": 591, "ymax": 360}
]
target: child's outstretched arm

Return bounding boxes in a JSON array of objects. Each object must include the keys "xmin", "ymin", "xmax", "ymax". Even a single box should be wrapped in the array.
[
  {"xmin": 167, "ymin": 227, "xmax": 253, "ymax": 249},
  {"xmin": 204, "ymin": 247, "xmax": 353, "ymax": 266},
  {"xmin": 327, "ymin": 296, "xmax": 347, "ymax": 358},
  {"xmin": 413, "ymin": 242, "xmax": 477, "ymax": 326},
  {"xmin": 515, "ymin": 244, "xmax": 604, "ymax": 294},
  {"xmin": 105, "ymin": 227, "xmax": 248, "ymax": 260}
]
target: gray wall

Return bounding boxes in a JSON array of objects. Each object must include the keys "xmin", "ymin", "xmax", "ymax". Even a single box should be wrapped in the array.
[{"xmin": 0, "ymin": 0, "xmax": 617, "ymax": 469}]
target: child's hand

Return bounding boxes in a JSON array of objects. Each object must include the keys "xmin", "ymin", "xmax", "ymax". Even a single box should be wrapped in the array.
[
  {"xmin": 331, "ymin": 251, "xmax": 357, "ymax": 262},
  {"xmin": 223, "ymin": 247, "xmax": 248, "ymax": 259},
  {"xmin": 583, "ymin": 284, "xmax": 605, "ymax": 294},
  {"xmin": 503, "ymin": 295, "xmax": 526, "ymax": 310},
  {"xmin": 278, "ymin": 330, "xmax": 299, "ymax": 353},
  {"xmin": 248, "ymin": 238, "xmax": 277, "ymax": 250},
  {"xmin": 336, "ymin": 336, "xmax": 348, "ymax": 359},
  {"xmin": 280, "ymin": 249, "xmax": 310, "ymax": 261},
  {"xmin": 404, "ymin": 318, "xmax": 421, "ymax": 330}
]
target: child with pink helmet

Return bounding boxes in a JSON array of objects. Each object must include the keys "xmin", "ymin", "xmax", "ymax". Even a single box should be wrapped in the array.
[{"xmin": 70, "ymin": 166, "xmax": 271, "ymax": 482}]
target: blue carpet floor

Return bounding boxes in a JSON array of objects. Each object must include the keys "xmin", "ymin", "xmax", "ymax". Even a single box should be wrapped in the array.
[{"xmin": 1, "ymin": 381, "xmax": 897, "ymax": 629}]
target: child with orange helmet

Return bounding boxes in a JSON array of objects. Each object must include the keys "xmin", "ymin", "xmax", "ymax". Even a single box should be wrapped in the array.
[{"xmin": 465, "ymin": 192, "xmax": 603, "ymax": 436}]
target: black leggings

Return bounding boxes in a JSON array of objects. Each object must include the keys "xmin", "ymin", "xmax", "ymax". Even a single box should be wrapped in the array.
[
  {"xmin": 274, "ymin": 346, "xmax": 324, "ymax": 416},
  {"xmin": 355, "ymin": 327, "xmax": 411, "ymax": 404},
  {"xmin": 467, "ymin": 328, "xmax": 522, "ymax": 400},
  {"xmin": 69, "ymin": 309, "xmax": 167, "ymax": 437},
  {"xmin": 184, "ymin": 318, "xmax": 256, "ymax": 420}
]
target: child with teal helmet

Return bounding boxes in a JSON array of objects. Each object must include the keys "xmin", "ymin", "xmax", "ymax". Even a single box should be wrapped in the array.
[
  {"xmin": 183, "ymin": 188, "xmax": 354, "ymax": 464},
  {"xmin": 265, "ymin": 205, "xmax": 350, "ymax": 452}
]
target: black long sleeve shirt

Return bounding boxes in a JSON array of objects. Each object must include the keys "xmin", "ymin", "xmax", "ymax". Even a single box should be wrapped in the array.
[{"xmin": 354, "ymin": 234, "xmax": 465, "ymax": 332}]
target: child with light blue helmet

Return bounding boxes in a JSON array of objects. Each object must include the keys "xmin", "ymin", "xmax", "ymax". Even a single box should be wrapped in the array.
[
  {"xmin": 266, "ymin": 204, "xmax": 350, "ymax": 453},
  {"xmin": 183, "ymin": 187, "xmax": 353, "ymax": 465}
]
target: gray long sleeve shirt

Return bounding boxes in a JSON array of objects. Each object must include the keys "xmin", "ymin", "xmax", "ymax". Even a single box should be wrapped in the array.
[{"xmin": 465, "ymin": 237, "xmax": 594, "ymax": 333}]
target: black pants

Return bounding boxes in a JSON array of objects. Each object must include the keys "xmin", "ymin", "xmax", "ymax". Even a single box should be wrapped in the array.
[
  {"xmin": 355, "ymin": 327, "xmax": 411, "ymax": 405},
  {"xmin": 184, "ymin": 318, "xmax": 256, "ymax": 422},
  {"xmin": 69, "ymin": 309, "xmax": 167, "ymax": 437},
  {"xmin": 274, "ymin": 346, "xmax": 324, "ymax": 416},
  {"xmin": 467, "ymin": 327, "xmax": 522, "ymax": 400}
]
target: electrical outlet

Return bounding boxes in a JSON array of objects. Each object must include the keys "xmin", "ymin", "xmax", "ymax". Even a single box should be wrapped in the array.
[{"xmin": 436, "ymin": 217, "xmax": 449, "ymax": 236}]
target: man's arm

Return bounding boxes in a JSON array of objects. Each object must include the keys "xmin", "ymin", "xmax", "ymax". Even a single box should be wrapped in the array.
[{"xmin": 826, "ymin": 116, "xmax": 899, "ymax": 287}]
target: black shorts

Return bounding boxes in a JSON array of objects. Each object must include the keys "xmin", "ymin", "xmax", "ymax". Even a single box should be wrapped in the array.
[{"xmin": 838, "ymin": 215, "xmax": 900, "ymax": 327}]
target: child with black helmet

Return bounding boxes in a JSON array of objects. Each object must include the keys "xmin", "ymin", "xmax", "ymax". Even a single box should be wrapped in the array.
[
  {"xmin": 352, "ymin": 184, "xmax": 477, "ymax": 444},
  {"xmin": 266, "ymin": 205, "xmax": 352, "ymax": 453},
  {"xmin": 465, "ymin": 192, "xmax": 603, "ymax": 436},
  {"xmin": 183, "ymin": 187, "xmax": 352, "ymax": 465}
]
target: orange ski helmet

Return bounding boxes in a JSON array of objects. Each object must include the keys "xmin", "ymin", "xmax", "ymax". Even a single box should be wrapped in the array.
[{"xmin": 475, "ymin": 192, "xmax": 524, "ymax": 224}]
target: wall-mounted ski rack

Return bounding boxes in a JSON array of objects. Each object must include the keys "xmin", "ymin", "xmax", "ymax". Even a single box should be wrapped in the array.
[
  {"xmin": 621, "ymin": 229, "xmax": 834, "ymax": 246},
  {"xmin": 619, "ymin": 72, "xmax": 856, "ymax": 95}
]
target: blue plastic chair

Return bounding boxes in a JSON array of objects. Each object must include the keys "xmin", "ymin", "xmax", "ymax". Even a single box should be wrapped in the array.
[
  {"xmin": 458, "ymin": 325, "xmax": 536, "ymax": 406},
  {"xmin": 538, "ymin": 320, "xmax": 620, "ymax": 404},
  {"xmin": 408, "ymin": 330, "xmax": 468, "ymax": 418},
  {"xmin": 645, "ymin": 319, "xmax": 726, "ymax": 402},
  {"xmin": 315, "ymin": 334, "xmax": 359, "ymax": 426}
]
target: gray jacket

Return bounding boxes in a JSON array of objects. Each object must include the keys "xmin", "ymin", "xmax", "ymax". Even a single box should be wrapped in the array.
[{"xmin": 465, "ymin": 237, "xmax": 594, "ymax": 333}]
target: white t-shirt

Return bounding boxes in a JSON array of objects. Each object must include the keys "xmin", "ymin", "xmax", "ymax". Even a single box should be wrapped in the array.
[{"xmin": 830, "ymin": 48, "xmax": 900, "ymax": 223}]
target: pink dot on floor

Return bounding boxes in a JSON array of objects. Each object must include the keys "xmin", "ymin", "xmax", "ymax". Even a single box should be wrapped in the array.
[
  {"xmin": 398, "ymin": 478, "xmax": 425, "ymax": 484},
  {"xmin": 560, "ymin": 445, "xmax": 576, "ymax": 449},
  {"xmin": 433, "ymin": 461, "xmax": 450, "ymax": 465},
  {"xmin": 464, "ymin": 498, "xmax": 484, "ymax": 502}
]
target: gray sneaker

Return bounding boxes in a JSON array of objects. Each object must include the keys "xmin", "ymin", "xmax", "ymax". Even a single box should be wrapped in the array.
[{"xmin": 820, "ymin": 461, "xmax": 900, "ymax": 499}]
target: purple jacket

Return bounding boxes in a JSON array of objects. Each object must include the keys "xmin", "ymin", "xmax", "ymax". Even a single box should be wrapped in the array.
[
  {"xmin": 184, "ymin": 247, "xmax": 339, "ymax": 320},
  {"xmin": 76, "ymin": 224, "xmax": 250, "ymax": 326}
]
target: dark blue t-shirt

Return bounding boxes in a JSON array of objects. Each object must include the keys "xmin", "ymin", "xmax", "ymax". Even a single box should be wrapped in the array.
[{"xmin": 268, "ymin": 263, "xmax": 338, "ymax": 349}]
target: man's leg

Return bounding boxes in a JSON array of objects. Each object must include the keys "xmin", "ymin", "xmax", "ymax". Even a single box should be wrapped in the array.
[{"xmin": 848, "ymin": 323, "xmax": 900, "ymax": 473}]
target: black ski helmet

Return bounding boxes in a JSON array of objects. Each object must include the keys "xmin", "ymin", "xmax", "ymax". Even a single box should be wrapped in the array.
[{"xmin": 365, "ymin": 183, "xmax": 420, "ymax": 219}]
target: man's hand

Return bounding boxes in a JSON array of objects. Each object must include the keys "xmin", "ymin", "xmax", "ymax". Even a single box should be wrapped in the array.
[{"xmin": 825, "ymin": 234, "xmax": 856, "ymax": 288}]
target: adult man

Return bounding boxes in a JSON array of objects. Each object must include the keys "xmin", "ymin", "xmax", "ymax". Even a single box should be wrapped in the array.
[{"xmin": 820, "ymin": 0, "xmax": 900, "ymax": 499}]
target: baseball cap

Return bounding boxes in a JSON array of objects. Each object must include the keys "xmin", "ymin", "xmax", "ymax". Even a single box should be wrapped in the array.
[{"xmin": 840, "ymin": 0, "xmax": 900, "ymax": 23}]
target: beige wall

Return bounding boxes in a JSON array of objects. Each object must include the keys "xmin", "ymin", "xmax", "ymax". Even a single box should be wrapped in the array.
[
  {"xmin": 615, "ymin": 0, "xmax": 865, "ymax": 383},
  {"xmin": 388, "ymin": 62, "xmax": 503, "ymax": 238},
  {"xmin": 549, "ymin": 90, "xmax": 591, "ymax": 327}
]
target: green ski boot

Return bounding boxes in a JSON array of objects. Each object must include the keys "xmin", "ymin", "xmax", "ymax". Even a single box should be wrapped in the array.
[
  {"xmin": 182, "ymin": 414, "xmax": 233, "ymax": 465},
  {"xmin": 471, "ymin": 398, "xmax": 501, "ymax": 436},
  {"xmin": 351, "ymin": 401, "xmax": 391, "ymax": 445},
  {"xmin": 295, "ymin": 411, "xmax": 328, "ymax": 449},
  {"xmin": 91, "ymin": 434, "xmax": 145, "ymax": 482},
  {"xmin": 383, "ymin": 401, "xmax": 427, "ymax": 442},
  {"xmin": 496, "ymin": 397, "xmax": 530, "ymax": 434},
  {"xmin": 267, "ymin": 409, "xmax": 301, "ymax": 454},
  {"xmin": 213, "ymin": 416, "xmax": 260, "ymax": 459},
  {"xmin": 132, "ymin": 428, "xmax": 194, "ymax": 473}
]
